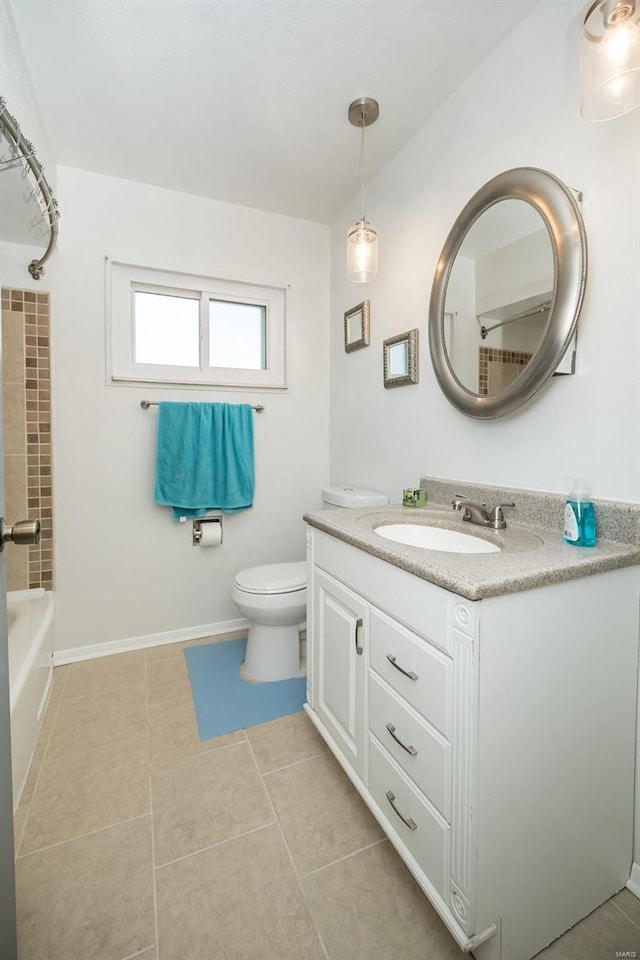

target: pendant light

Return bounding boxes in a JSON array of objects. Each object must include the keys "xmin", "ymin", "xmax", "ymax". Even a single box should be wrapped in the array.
[
  {"xmin": 581, "ymin": 0, "xmax": 640, "ymax": 121},
  {"xmin": 347, "ymin": 97, "xmax": 379, "ymax": 283}
]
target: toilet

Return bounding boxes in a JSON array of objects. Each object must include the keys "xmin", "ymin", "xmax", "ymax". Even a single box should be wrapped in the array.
[{"xmin": 231, "ymin": 486, "xmax": 388, "ymax": 682}]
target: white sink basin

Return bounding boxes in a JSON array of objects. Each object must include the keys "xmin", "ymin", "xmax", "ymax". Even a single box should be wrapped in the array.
[{"xmin": 374, "ymin": 523, "xmax": 501, "ymax": 554}]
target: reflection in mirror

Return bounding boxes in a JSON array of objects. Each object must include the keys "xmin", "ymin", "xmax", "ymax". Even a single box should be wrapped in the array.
[
  {"xmin": 388, "ymin": 341, "xmax": 408, "ymax": 376},
  {"xmin": 383, "ymin": 328, "xmax": 418, "ymax": 388},
  {"xmin": 344, "ymin": 299, "xmax": 370, "ymax": 353},
  {"xmin": 444, "ymin": 200, "xmax": 554, "ymax": 396},
  {"xmin": 347, "ymin": 310, "xmax": 363, "ymax": 342}
]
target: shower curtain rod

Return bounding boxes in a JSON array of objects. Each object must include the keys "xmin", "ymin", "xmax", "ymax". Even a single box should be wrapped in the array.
[
  {"xmin": 140, "ymin": 400, "xmax": 265, "ymax": 412},
  {"xmin": 0, "ymin": 96, "xmax": 60, "ymax": 280}
]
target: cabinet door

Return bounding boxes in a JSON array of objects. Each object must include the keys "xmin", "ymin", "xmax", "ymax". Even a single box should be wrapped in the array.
[{"xmin": 313, "ymin": 569, "xmax": 368, "ymax": 781}]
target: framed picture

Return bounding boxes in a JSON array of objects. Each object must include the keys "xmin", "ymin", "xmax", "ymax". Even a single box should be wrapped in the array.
[
  {"xmin": 344, "ymin": 300, "xmax": 370, "ymax": 353},
  {"xmin": 383, "ymin": 328, "xmax": 419, "ymax": 388}
]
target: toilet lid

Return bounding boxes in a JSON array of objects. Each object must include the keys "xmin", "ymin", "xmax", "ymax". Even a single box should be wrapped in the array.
[{"xmin": 234, "ymin": 561, "xmax": 306, "ymax": 595}]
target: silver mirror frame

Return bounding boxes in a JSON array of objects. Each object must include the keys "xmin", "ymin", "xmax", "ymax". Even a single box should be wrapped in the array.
[
  {"xmin": 383, "ymin": 328, "xmax": 419, "ymax": 388},
  {"xmin": 428, "ymin": 167, "xmax": 587, "ymax": 419},
  {"xmin": 344, "ymin": 300, "xmax": 371, "ymax": 353}
]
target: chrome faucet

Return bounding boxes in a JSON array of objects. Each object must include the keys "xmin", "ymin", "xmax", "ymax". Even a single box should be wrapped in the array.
[{"xmin": 451, "ymin": 495, "xmax": 515, "ymax": 530}]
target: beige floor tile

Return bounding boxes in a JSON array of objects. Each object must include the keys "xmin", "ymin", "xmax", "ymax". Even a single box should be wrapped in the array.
[
  {"xmin": 32, "ymin": 723, "xmax": 51, "ymax": 764},
  {"xmin": 47, "ymin": 685, "xmax": 147, "ymax": 760},
  {"xmin": 247, "ymin": 710, "xmax": 328, "ymax": 774},
  {"xmin": 63, "ymin": 650, "xmax": 146, "ymax": 700},
  {"xmin": 613, "ymin": 888, "xmax": 640, "ymax": 929},
  {"xmin": 149, "ymin": 695, "xmax": 246, "ymax": 767},
  {"xmin": 156, "ymin": 824, "xmax": 324, "ymax": 960},
  {"xmin": 550, "ymin": 898, "xmax": 640, "ymax": 959},
  {"xmin": 151, "ymin": 740, "xmax": 274, "ymax": 865},
  {"xmin": 21, "ymin": 737, "xmax": 150, "ymax": 854},
  {"xmin": 303, "ymin": 840, "xmax": 464, "ymax": 960},
  {"xmin": 18, "ymin": 759, "xmax": 42, "ymax": 808},
  {"xmin": 52, "ymin": 663, "xmax": 71, "ymax": 690},
  {"xmin": 265, "ymin": 752, "xmax": 384, "ymax": 876},
  {"xmin": 49, "ymin": 667, "xmax": 68, "ymax": 708},
  {"xmin": 16, "ymin": 816, "xmax": 155, "ymax": 960},
  {"xmin": 32, "ymin": 703, "xmax": 59, "ymax": 763},
  {"xmin": 144, "ymin": 630, "xmax": 245, "ymax": 662},
  {"xmin": 14, "ymin": 807, "xmax": 28, "ymax": 858},
  {"xmin": 30, "ymin": 672, "xmax": 67, "ymax": 764},
  {"xmin": 30, "ymin": 669, "xmax": 68, "ymax": 764},
  {"xmin": 133, "ymin": 948, "xmax": 158, "ymax": 960},
  {"xmin": 146, "ymin": 656, "xmax": 192, "ymax": 705},
  {"xmin": 533, "ymin": 940, "xmax": 573, "ymax": 960}
]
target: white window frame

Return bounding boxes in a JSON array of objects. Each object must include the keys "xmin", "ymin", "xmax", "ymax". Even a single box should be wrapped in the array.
[{"xmin": 107, "ymin": 259, "xmax": 287, "ymax": 389}]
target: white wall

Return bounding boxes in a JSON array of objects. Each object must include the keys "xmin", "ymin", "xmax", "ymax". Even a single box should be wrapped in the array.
[
  {"xmin": 45, "ymin": 166, "xmax": 329, "ymax": 652},
  {"xmin": 329, "ymin": 0, "xmax": 640, "ymax": 503},
  {"xmin": 0, "ymin": 0, "xmax": 55, "ymax": 184}
]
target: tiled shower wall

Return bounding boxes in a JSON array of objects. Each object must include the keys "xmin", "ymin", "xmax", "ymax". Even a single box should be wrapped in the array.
[{"xmin": 1, "ymin": 288, "xmax": 53, "ymax": 591}]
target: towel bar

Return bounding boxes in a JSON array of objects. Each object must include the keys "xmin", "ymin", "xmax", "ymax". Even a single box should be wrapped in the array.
[{"xmin": 140, "ymin": 400, "xmax": 265, "ymax": 412}]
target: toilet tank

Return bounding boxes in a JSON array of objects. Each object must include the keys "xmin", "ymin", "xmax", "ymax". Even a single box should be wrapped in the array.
[{"xmin": 321, "ymin": 485, "xmax": 388, "ymax": 510}]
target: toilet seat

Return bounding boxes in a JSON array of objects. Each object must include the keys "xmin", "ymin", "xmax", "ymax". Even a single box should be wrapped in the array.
[{"xmin": 233, "ymin": 561, "xmax": 306, "ymax": 596}]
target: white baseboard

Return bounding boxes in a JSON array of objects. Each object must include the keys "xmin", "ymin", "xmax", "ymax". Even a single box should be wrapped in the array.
[
  {"xmin": 53, "ymin": 617, "xmax": 249, "ymax": 665},
  {"xmin": 627, "ymin": 863, "xmax": 640, "ymax": 899}
]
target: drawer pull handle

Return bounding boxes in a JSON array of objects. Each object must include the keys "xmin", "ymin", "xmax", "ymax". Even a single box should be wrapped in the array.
[
  {"xmin": 355, "ymin": 618, "xmax": 363, "ymax": 656},
  {"xmin": 385, "ymin": 790, "xmax": 417, "ymax": 831},
  {"xmin": 385, "ymin": 722, "xmax": 418, "ymax": 756},
  {"xmin": 386, "ymin": 654, "xmax": 418, "ymax": 681}
]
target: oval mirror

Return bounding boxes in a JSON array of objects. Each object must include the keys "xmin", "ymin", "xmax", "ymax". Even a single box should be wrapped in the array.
[{"xmin": 428, "ymin": 168, "xmax": 587, "ymax": 419}]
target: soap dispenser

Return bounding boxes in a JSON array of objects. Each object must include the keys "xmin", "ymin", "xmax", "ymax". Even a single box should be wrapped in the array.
[{"xmin": 564, "ymin": 481, "xmax": 596, "ymax": 547}]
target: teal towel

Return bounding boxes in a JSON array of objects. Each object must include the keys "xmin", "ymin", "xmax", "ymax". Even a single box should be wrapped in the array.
[{"xmin": 153, "ymin": 402, "xmax": 254, "ymax": 520}]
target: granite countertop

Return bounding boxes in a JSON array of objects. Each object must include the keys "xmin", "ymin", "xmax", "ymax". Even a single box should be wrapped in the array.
[{"xmin": 303, "ymin": 502, "xmax": 640, "ymax": 601}]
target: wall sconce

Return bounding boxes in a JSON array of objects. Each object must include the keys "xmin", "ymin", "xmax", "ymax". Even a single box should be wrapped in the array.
[
  {"xmin": 347, "ymin": 97, "xmax": 379, "ymax": 283},
  {"xmin": 581, "ymin": 0, "xmax": 640, "ymax": 121}
]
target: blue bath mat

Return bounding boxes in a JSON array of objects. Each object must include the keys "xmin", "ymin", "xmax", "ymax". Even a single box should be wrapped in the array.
[{"xmin": 183, "ymin": 637, "xmax": 307, "ymax": 741}]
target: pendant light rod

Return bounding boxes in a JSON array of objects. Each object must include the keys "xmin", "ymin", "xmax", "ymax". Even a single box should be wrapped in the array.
[
  {"xmin": 348, "ymin": 97, "xmax": 379, "ymax": 221},
  {"xmin": 346, "ymin": 97, "xmax": 380, "ymax": 284}
]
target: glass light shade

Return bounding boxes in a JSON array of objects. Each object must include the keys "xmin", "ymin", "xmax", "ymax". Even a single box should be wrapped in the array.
[
  {"xmin": 581, "ymin": 0, "xmax": 640, "ymax": 121},
  {"xmin": 347, "ymin": 219, "xmax": 379, "ymax": 283}
]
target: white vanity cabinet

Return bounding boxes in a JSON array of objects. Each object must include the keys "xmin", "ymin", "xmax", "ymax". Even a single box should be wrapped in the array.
[
  {"xmin": 311, "ymin": 568, "xmax": 368, "ymax": 780},
  {"xmin": 305, "ymin": 527, "xmax": 640, "ymax": 960}
]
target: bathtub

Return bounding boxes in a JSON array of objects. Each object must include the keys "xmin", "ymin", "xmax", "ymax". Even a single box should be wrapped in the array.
[{"xmin": 7, "ymin": 588, "xmax": 54, "ymax": 807}]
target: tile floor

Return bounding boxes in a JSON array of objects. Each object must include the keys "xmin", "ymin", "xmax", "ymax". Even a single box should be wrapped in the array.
[{"xmin": 12, "ymin": 634, "xmax": 640, "ymax": 960}]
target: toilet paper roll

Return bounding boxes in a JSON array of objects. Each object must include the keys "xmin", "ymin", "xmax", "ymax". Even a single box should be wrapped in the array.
[{"xmin": 198, "ymin": 522, "xmax": 222, "ymax": 547}]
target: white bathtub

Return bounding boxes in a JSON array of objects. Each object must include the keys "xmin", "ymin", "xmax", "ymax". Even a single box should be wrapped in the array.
[{"xmin": 7, "ymin": 588, "xmax": 54, "ymax": 807}]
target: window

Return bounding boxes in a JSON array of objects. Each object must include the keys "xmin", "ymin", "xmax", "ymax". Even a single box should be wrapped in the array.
[
  {"xmin": 108, "ymin": 261, "xmax": 287, "ymax": 388},
  {"xmin": 209, "ymin": 299, "xmax": 266, "ymax": 370}
]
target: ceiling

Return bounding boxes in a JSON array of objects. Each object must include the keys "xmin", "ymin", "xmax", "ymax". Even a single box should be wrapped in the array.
[{"xmin": 9, "ymin": 0, "xmax": 538, "ymax": 224}]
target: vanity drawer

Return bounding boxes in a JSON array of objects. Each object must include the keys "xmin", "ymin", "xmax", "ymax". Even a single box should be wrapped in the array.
[
  {"xmin": 312, "ymin": 531, "xmax": 453, "ymax": 653},
  {"xmin": 370, "ymin": 607, "xmax": 452, "ymax": 738},
  {"xmin": 369, "ymin": 672, "xmax": 450, "ymax": 820},
  {"xmin": 369, "ymin": 735, "xmax": 449, "ymax": 899}
]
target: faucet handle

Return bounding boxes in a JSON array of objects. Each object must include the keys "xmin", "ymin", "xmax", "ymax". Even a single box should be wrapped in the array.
[
  {"xmin": 452, "ymin": 494, "xmax": 486, "ymax": 509},
  {"xmin": 489, "ymin": 502, "xmax": 515, "ymax": 528}
]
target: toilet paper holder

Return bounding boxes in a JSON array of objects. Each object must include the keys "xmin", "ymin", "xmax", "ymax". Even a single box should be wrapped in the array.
[{"xmin": 193, "ymin": 514, "xmax": 223, "ymax": 546}]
